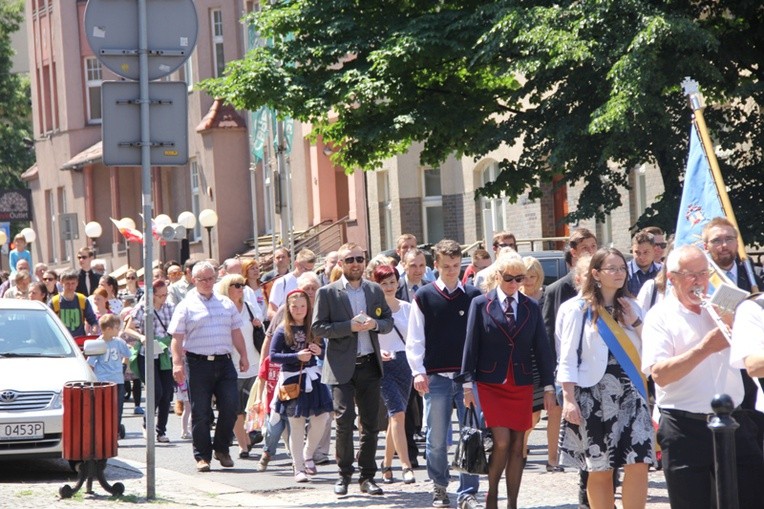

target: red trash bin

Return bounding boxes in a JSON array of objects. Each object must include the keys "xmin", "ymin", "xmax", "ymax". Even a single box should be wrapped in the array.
[{"xmin": 62, "ymin": 381, "xmax": 118, "ymax": 461}]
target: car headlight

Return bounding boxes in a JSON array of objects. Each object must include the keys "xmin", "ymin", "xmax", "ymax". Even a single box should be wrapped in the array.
[{"xmin": 48, "ymin": 391, "xmax": 63, "ymax": 410}]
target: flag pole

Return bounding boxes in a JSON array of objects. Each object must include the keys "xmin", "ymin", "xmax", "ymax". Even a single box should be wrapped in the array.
[{"xmin": 681, "ymin": 77, "xmax": 758, "ymax": 292}]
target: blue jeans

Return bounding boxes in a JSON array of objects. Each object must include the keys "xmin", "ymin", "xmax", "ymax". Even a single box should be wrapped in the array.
[
  {"xmin": 186, "ymin": 354, "xmax": 238, "ymax": 462},
  {"xmin": 263, "ymin": 414, "xmax": 288, "ymax": 456},
  {"xmin": 425, "ymin": 374, "xmax": 482, "ymax": 501}
]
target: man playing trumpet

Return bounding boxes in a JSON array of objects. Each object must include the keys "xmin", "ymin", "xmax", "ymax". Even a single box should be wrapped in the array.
[{"xmin": 642, "ymin": 244, "xmax": 764, "ymax": 509}]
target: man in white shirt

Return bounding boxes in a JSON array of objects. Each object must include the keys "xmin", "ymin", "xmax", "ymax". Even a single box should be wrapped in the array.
[
  {"xmin": 731, "ymin": 294, "xmax": 764, "ymax": 378},
  {"xmin": 642, "ymin": 244, "xmax": 764, "ymax": 508},
  {"xmin": 267, "ymin": 248, "xmax": 316, "ymax": 318}
]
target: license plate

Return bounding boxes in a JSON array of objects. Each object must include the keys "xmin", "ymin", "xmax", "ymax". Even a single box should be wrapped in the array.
[{"xmin": 0, "ymin": 422, "xmax": 44, "ymax": 440}]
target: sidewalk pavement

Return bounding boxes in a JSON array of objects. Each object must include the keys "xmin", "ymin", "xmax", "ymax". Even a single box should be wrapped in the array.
[{"xmin": 1, "ymin": 453, "xmax": 671, "ymax": 509}]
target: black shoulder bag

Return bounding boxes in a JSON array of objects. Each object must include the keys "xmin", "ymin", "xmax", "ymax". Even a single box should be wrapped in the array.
[{"xmin": 245, "ymin": 302, "xmax": 266, "ymax": 353}]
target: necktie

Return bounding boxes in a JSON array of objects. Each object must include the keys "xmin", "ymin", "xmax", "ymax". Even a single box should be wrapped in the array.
[
  {"xmin": 726, "ymin": 270, "xmax": 734, "ymax": 283},
  {"xmin": 411, "ymin": 284, "xmax": 419, "ymax": 295},
  {"xmin": 85, "ymin": 270, "xmax": 91, "ymax": 294},
  {"xmin": 504, "ymin": 296, "xmax": 515, "ymax": 328}
]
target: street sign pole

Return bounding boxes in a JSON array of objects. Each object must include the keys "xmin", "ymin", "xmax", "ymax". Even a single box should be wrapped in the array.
[{"xmin": 137, "ymin": 0, "xmax": 156, "ymax": 498}]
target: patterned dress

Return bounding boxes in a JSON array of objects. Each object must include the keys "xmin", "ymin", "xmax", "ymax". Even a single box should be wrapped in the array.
[{"xmin": 558, "ymin": 352, "xmax": 654, "ymax": 471}]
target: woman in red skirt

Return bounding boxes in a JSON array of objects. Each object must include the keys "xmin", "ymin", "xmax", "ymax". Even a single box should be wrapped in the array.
[{"xmin": 462, "ymin": 254, "xmax": 556, "ymax": 509}]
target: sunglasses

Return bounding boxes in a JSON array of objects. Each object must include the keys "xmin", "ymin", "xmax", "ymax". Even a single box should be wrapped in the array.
[
  {"xmin": 497, "ymin": 243, "xmax": 517, "ymax": 249},
  {"xmin": 501, "ymin": 274, "xmax": 525, "ymax": 283},
  {"xmin": 231, "ymin": 283, "xmax": 246, "ymax": 289},
  {"xmin": 656, "ymin": 242, "xmax": 668, "ymax": 249},
  {"xmin": 126, "ymin": 276, "xmax": 137, "ymax": 280},
  {"xmin": 343, "ymin": 256, "xmax": 365, "ymax": 264},
  {"xmin": 42, "ymin": 277, "xmax": 56, "ymax": 281},
  {"xmin": 77, "ymin": 255, "xmax": 91, "ymax": 260}
]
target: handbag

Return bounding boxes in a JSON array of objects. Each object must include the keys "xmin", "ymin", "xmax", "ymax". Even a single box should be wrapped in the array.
[
  {"xmin": 451, "ymin": 404, "xmax": 489, "ymax": 475},
  {"xmin": 278, "ymin": 363, "xmax": 303, "ymax": 401},
  {"xmin": 245, "ymin": 302, "xmax": 266, "ymax": 353}
]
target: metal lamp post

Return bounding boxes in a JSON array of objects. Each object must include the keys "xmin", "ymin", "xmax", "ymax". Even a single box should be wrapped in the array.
[
  {"xmin": 121, "ymin": 217, "xmax": 136, "ymax": 268},
  {"xmin": 84, "ymin": 221, "xmax": 103, "ymax": 256},
  {"xmin": 198, "ymin": 209, "xmax": 218, "ymax": 259},
  {"xmin": 177, "ymin": 211, "xmax": 196, "ymax": 263}
]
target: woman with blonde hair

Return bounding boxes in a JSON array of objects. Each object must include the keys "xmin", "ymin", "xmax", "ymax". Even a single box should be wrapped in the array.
[
  {"xmin": 462, "ymin": 255, "xmax": 556, "ymax": 509},
  {"xmin": 217, "ymin": 273, "xmax": 262, "ymax": 458}
]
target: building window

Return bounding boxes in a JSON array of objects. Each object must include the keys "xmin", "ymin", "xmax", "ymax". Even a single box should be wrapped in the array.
[
  {"xmin": 84, "ymin": 57, "xmax": 102, "ymax": 123},
  {"xmin": 422, "ymin": 168, "xmax": 444, "ymax": 244},
  {"xmin": 211, "ymin": 9, "xmax": 225, "ymax": 78},
  {"xmin": 190, "ymin": 160, "xmax": 202, "ymax": 241},
  {"xmin": 480, "ymin": 162, "xmax": 506, "ymax": 241},
  {"xmin": 179, "ymin": 50, "xmax": 194, "ymax": 91}
]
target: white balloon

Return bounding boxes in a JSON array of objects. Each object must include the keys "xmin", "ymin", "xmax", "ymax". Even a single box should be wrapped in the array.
[{"xmin": 20, "ymin": 227, "xmax": 36, "ymax": 243}]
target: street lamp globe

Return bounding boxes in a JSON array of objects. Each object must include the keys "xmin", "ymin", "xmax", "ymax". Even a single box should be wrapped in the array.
[
  {"xmin": 85, "ymin": 221, "xmax": 103, "ymax": 239},
  {"xmin": 155, "ymin": 214, "xmax": 172, "ymax": 228},
  {"xmin": 120, "ymin": 217, "xmax": 137, "ymax": 230},
  {"xmin": 177, "ymin": 211, "xmax": 196, "ymax": 230},
  {"xmin": 20, "ymin": 227, "xmax": 36, "ymax": 243},
  {"xmin": 198, "ymin": 209, "xmax": 218, "ymax": 229}
]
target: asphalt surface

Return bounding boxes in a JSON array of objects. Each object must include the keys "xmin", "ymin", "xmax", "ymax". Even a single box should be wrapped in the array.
[{"xmin": 0, "ymin": 397, "xmax": 671, "ymax": 508}]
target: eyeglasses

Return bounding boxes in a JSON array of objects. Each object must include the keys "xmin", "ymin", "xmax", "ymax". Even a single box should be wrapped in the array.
[
  {"xmin": 708, "ymin": 236, "xmax": 736, "ymax": 246},
  {"xmin": 231, "ymin": 283, "xmax": 246, "ymax": 289},
  {"xmin": 343, "ymin": 256, "xmax": 365, "ymax": 264},
  {"xmin": 126, "ymin": 276, "xmax": 137, "ymax": 280},
  {"xmin": 501, "ymin": 274, "xmax": 525, "ymax": 283},
  {"xmin": 671, "ymin": 270, "xmax": 711, "ymax": 280},
  {"xmin": 600, "ymin": 266, "xmax": 628, "ymax": 274},
  {"xmin": 196, "ymin": 276, "xmax": 216, "ymax": 283},
  {"xmin": 655, "ymin": 242, "xmax": 668, "ymax": 249}
]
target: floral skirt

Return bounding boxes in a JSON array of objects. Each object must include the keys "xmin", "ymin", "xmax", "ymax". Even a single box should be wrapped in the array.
[{"xmin": 558, "ymin": 352, "xmax": 654, "ymax": 471}]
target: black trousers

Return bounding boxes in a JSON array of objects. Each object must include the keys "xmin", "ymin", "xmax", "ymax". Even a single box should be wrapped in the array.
[
  {"xmin": 137, "ymin": 355, "xmax": 175, "ymax": 436},
  {"xmin": 658, "ymin": 408, "xmax": 764, "ymax": 509},
  {"xmin": 331, "ymin": 359, "xmax": 382, "ymax": 481}
]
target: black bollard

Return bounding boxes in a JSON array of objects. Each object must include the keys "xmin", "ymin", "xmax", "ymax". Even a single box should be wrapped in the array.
[{"xmin": 707, "ymin": 394, "xmax": 739, "ymax": 509}]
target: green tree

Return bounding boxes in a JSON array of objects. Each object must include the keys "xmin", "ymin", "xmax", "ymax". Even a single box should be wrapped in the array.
[
  {"xmin": 204, "ymin": 1, "xmax": 764, "ymax": 244},
  {"xmin": 0, "ymin": 0, "xmax": 34, "ymax": 190}
]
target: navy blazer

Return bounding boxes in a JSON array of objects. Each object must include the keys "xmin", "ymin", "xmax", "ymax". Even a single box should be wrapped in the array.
[{"xmin": 460, "ymin": 290, "xmax": 555, "ymax": 387}]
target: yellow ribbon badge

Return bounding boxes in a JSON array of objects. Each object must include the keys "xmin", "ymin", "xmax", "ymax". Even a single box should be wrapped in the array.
[{"xmin": 375, "ymin": 307, "xmax": 382, "ymax": 317}]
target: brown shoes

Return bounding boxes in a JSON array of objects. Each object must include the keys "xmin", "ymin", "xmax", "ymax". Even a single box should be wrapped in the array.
[{"xmin": 214, "ymin": 451, "xmax": 235, "ymax": 468}]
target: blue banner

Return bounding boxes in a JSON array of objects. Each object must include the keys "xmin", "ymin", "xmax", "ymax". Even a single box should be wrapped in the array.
[{"xmin": 674, "ymin": 124, "xmax": 725, "ymax": 249}]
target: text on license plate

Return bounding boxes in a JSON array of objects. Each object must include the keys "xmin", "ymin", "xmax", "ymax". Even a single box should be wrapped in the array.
[{"xmin": 0, "ymin": 422, "xmax": 44, "ymax": 440}]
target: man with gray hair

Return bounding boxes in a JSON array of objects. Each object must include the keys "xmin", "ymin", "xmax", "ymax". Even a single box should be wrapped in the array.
[
  {"xmin": 169, "ymin": 261, "xmax": 250, "ymax": 473},
  {"xmin": 642, "ymin": 244, "xmax": 764, "ymax": 508}
]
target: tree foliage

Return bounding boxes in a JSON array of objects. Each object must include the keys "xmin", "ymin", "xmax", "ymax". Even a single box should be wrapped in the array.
[
  {"xmin": 0, "ymin": 0, "xmax": 34, "ymax": 190},
  {"xmin": 203, "ymin": 1, "xmax": 764, "ymax": 244}
]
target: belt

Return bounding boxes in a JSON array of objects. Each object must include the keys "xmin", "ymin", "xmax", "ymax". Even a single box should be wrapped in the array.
[
  {"xmin": 186, "ymin": 352, "xmax": 231, "ymax": 362},
  {"xmin": 660, "ymin": 408, "xmax": 712, "ymax": 422},
  {"xmin": 355, "ymin": 353, "xmax": 376, "ymax": 365}
]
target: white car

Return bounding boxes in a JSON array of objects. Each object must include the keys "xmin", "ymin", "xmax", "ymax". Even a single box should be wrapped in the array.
[{"xmin": 0, "ymin": 299, "xmax": 100, "ymax": 460}]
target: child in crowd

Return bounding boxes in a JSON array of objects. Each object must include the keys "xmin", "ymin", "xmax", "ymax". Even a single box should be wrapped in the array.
[
  {"xmin": 270, "ymin": 289, "xmax": 333, "ymax": 483},
  {"xmin": 87, "ymin": 314, "xmax": 131, "ymax": 439},
  {"xmin": 255, "ymin": 352, "xmax": 286, "ymax": 471},
  {"xmin": 175, "ymin": 380, "xmax": 191, "ymax": 439},
  {"xmin": 9, "ymin": 233, "xmax": 32, "ymax": 277}
]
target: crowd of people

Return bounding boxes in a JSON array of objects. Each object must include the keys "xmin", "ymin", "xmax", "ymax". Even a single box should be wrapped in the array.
[{"xmin": 2, "ymin": 221, "xmax": 764, "ymax": 509}]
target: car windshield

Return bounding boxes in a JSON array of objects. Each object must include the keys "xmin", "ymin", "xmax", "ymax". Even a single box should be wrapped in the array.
[{"xmin": 0, "ymin": 309, "xmax": 77, "ymax": 358}]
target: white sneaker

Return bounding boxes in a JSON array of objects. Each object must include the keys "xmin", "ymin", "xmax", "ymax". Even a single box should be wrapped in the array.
[
  {"xmin": 180, "ymin": 431, "xmax": 191, "ymax": 440},
  {"xmin": 294, "ymin": 471, "xmax": 309, "ymax": 483}
]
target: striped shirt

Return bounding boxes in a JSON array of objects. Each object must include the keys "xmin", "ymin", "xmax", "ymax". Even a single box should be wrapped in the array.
[{"xmin": 168, "ymin": 288, "xmax": 243, "ymax": 356}]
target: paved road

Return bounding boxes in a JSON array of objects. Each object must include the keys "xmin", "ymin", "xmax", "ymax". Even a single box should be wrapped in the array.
[{"xmin": 0, "ymin": 397, "xmax": 671, "ymax": 508}]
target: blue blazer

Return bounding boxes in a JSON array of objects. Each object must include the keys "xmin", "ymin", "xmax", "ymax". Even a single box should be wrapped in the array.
[{"xmin": 460, "ymin": 290, "xmax": 555, "ymax": 387}]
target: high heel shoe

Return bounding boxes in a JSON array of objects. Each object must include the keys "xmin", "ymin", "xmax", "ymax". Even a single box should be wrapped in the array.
[
  {"xmin": 401, "ymin": 467, "xmax": 416, "ymax": 484},
  {"xmin": 381, "ymin": 465, "xmax": 394, "ymax": 484},
  {"xmin": 545, "ymin": 462, "xmax": 565, "ymax": 473}
]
